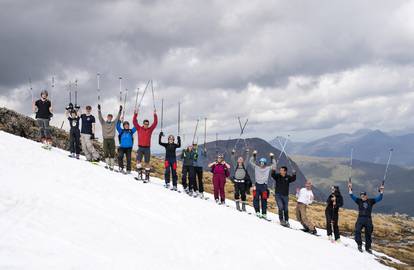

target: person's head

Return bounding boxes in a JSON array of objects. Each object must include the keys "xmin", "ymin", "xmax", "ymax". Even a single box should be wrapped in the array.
[
  {"xmin": 70, "ymin": 110, "xmax": 77, "ymax": 118},
  {"xmin": 217, "ymin": 154, "xmax": 224, "ymax": 163},
  {"xmin": 123, "ymin": 121, "xmax": 130, "ymax": 129},
  {"xmin": 143, "ymin": 119, "xmax": 150, "ymax": 128},
  {"xmin": 305, "ymin": 179, "xmax": 313, "ymax": 190},
  {"xmin": 237, "ymin": 156, "xmax": 244, "ymax": 164},
  {"xmin": 168, "ymin": 135, "xmax": 175, "ymax": 143},
  {"xmin": 187, "ymin": 145, "xmax": 193, "ymax": 151},
  {"xmin": 192, "ymin": 143, "xmax": 198, "ymax": 149},
  {"xmin": 331, "ymin": 186, "xmax": 340, "ymax": 194},
  {"xmin": 360, "ymin": 191, "xmax": 368, "ymax": 201},
  {"xmin": 259, "ymin": 157, "xmax": 267, "ymax": 167},
  {"xmin": 106, "ymin": 114, "xmax": 113, "ymax": 122},
  {"xmin": 85, "ymin": 105, "xmax": 92, "ymax": 115},
  {"xmin": 279, "ymin": 166, "xmax": 288, "ymax": 176},
  {"xmin": 40, "ymin": 90, "xmax": 48, "ymax": 99}
]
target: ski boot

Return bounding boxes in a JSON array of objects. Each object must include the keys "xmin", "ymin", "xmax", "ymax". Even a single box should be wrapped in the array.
[
  {"xmin": 193, "ymin": 191, "xmax": 199, "ymax": 198},
  {"xmin": 366, "ymin": 248, "xmax": 372, "ymax": 254},
  {"xmin": 172, "ymin": 186, "xmax": 178, "ymax": 191},
  {"xmin": 76, "ymin": 154, "xmax": 80, "ymax": 160},
  {"xmin": 165, "ymin": 183, "xmax": 170, "ymax": 189},
  {"xmin": 235, "ymin": 200, "xmax": 241, "ymax": 211},
  {"xmin": 241, "ymin": 201, "xmax": 247, "ymax": 212},
  {"xmin": 68, "ymin": 153, "xmax": 75, "ymax": 158},
  {"xmin": 358, "ymin": 245, "xmax": 363, "ymax": 253},
  {"xmin": 105, "ymin": 158, "xmax": 110, "ymax": 169},
  {"xmin": 143, "ymin": 168, "xmax": 150, "ymax": 183},
  {"xmin": 199, "ymin": 192, "xmax": 204, "ymax": 199},
  {"xmin": 256, "ymin": 212, "xmax": 262, "ymax": 218},
  {"xmin": 215, "ymin": 199, "xmax": 220, "ymax": 204},
  {"xmin": 285, "ymin": 221, "xmax": 290, "ymax": 228}
]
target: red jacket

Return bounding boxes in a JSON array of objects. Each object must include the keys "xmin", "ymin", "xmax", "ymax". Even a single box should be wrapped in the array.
[{"xmin": 132, "ymin": 113, "xmax": 158, "ymax": 147}]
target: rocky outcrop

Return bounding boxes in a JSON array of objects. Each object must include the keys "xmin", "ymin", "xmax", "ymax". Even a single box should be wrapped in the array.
[{"xmin": 0, "ymin": 107, "xmax": 103, "ymax": 154}]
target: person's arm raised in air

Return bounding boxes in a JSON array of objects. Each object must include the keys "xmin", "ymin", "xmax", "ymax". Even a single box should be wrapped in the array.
[{"xmin": 149, "ymin": 110, "xmax": 158, "ymax": 131}]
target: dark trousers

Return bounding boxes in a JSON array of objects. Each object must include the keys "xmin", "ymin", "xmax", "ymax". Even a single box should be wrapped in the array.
[
  {"xmin": 118, "ymin": 147, "xmax": 132, "ymax": 171},
  {"xmin": 234, "ymin": 182, "xmax": 247, "ymax": 201},
  {"xmin": 37, "ymin": 118, "xmax": 51, "ymax": 139},
  {"xmin": 253, "ymin": 183, "xmax": 268, "ymax": 215},
  {"xmin": 275, "ymin": 193, "xmax": 289, "ymax": 222},
  {"xmin": 164, "ymin": 158, "xmax": 178, "ymax": 187},
  {"xmin": 355, "ymin": 217, "xmax": 373, "ymax": 249},
  {"xmin": 69, "ymin": 128, "xmax": 81, "ymax": 154},
  {"xmin": 182, "ymin": 165, "xmax": 195, "ymax": 190},
  {"xmin": 326, "ymin": 211, "xmax": 340, "ymax": 240},
  {"xmin": 194, "ymin": 166, "xmax": 204, "ymax": 193}
]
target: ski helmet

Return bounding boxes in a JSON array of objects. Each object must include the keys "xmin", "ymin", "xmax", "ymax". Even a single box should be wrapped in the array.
[{"xmin": 259, "ymin": 158, "xmax": 267, "ymax": 165}]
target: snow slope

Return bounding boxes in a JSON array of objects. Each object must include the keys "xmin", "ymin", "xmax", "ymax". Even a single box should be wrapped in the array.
[{"xmin": 0, "ymin": 131, "xmax": 394, "ymax": 270}]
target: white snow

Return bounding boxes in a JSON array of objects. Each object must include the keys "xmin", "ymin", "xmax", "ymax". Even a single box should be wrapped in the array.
[{"xmin": 0, "ymin": 131, "xmax": 395, "ymax": 269}]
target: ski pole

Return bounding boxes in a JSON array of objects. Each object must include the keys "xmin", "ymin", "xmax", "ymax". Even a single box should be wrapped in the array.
[
  {"xmin": 177, "ymin": 102, "xmax": 181, "ymax": 136},
  {"xmin": 137, "ymin": 80, "xmax": 151, "ymax": 110},
  {"xmin": 134, "ymin": 87, "xmax": 140, "ymax": 110},
  {"xmin": 160, "ymin": 98, "xmax": 164, "ymax": 132},
  {"xmin": 192, "ymin": 118, "xmax": 200, "ymax": 144},
  {"xmin": 151, "ymin": 80, "xmax": 156, "ymax": 111},
  {"xmin": 74, "ymin": 79, "xmax": 78, "ymax": 106},
  {"xmin": 119, "ymin": 77, "xmax": 123, "ymax": 104},
  {"xmin": 97, "ymin": 73, "xmax": 101, "ymax": 102},
  {"xmin": 28, "ymin": 78, "xmax": 34, "ymax": 103},
  {"xmin": 348, "ymin": 148, "xmax": 354, "ymax": 184},
  {"xmin": 276, "ymin": 136, "xmax": 289, "ymax": 161},
  {"xmin": 204, "ymin": 117, "xmax": 207, "ymax": 148},
  {"xmin": 51, "ymin": 76, "xmax": 55, "ymax": 98},
  {"xmin": 122, "ymin": 88, "xmax": 128, "ymax": 119},
  {"xmin": 382, "ymin": 148, "xmax": 393, "ymax": 186},
  {"xmin": 215, "ymin": 133, "xmax": 218, "ymax": 155}
]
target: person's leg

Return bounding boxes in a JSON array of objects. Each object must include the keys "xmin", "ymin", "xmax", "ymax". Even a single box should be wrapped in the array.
[
  {"xmin": 261, "ymin": 187, "xmax": 268, "ymax": 215},
  {"xmin": 85, "ymin": 135, "xmax": 98, "ymax": 160},
  {"xmin": 171, "ymin": 160, "xmax": 178, "ymax": 187},
  {"xmin": 234, "ymin": 182, "xmax": 241, "ymax": 210},
  {"xmin": 126, "ymin": 148, "xmax": 132, "ymax": 172},
  {"xmin": 189, "ymin": 166, "xmax": 196, "ymax": 192},
  {"xmin": 74, "ymin": 130, "xmax": 81, "ymax": 155},
  {"xmin": 282, "ymin": 195, "xmax": 289, "ymax": 222},
  {"xmin": 275, "ymin": 193, "xmax": 284, "ymax": 222},
  {"xmin": 326, "ymin": 212, "xmax": 333, "ymax": 237},
  {"xmin": 181, "ymin": 165, "xmax": 188, "ymax": 190},
  {"xmin": 219, "ymin": 176, "xmax": 226, "ymax": 203},
  {"xmin": 43, "ymin": 119, "xmax": 51, "ymax": 140},
  {"xmin": 365, "ymin": 220, "xmax": 374, "ymax": 250},
  {"xmin": 143, "ymin": 147, "xmax": 151, "ymax": 169},
  {"xmin": 212, "ymin": 176, "xmax": 219, "ymax": 201},
  {"xmin": 296, "ymin": 203, "xmax": 302, "ymax": 225},
  {"xmin": 103, "ymin": 139, "xmax": 109, "ymax": 162},
  {"xmin": 164, "ymin": 160, "xmax": 171, "ymax": 185},
  {"xmin": 354, "ymin": 219, "xmax": 363, "ymax": 247},
  {"xmin": 240, "ymin": 183, "xmax": 247, "ymax": 211},
  {"xmin": 118, "ymin": 148, "xmax": 125, "ymax": 170},
  {"xmin": 80, "ymin": 134, "xmax": 92, "ymax": 160},
  {"xmin": 69, "ymin": 130, "xmax": 75, "ymax": 154},
  {"xmin": 301, "ymin": 205, "xmax": 315, "ymax": 231},
  {"xmin": 253, "ymin": 185, "xmax": 261, "ymax": 213},
  {"xmin": 37, "ymin": 119, "xmax": 46, "ymax": 141},
  {"xmin": 333, "ymin": 218, "xmax": 340, "ymax": 240},
  {"xmin": 136, "ymin": 148, "xmax": 144, "ymax": 169},
  {"xmin": 196, "ymin": 167, "xmax": 204, "ymax": 193}
]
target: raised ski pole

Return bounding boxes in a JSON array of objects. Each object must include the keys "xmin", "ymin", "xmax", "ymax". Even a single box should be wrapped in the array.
[
  {"xmin": 160, "ymin": 98, "xmax": 164, "ymax": 132},
  {"xmin": 119, "ymin": 77, "xmax": 123, "ymax": 104},
  {"xmin": 151, "ymin": 80, "xmax": 156, "ymax": 111},
  {"xmin": 276, "ymin": 136, "xmax": 289, "ymax": 161},
  {"xmin": 28, "ymin": 78, "xmax": 34, "ymax": 103},
  {"xmin": 215, "ymin": 133, "xmax": 219, "ymax": 155},
  {"xmin": 382, "ymin": 148, "xmax": 393, "ymax": 186},
  {"xmin": 204, "ymin": 117, "xmax": 207, "ymax": 148},
  {"xmin": 97, "ymin": 73, "xmax": 101, "ymax": 102},
  {"xmin": 192, "ymin": 118, "xmax": 200, "ymax": 144},
  {"xmin": 177, "ymin": 102, "xmax": 181, "ymax": 136},
  {"xmin": 51, "ymin": 76, "xmax": 55, "ymax": 98},
  {"xmin": 74, "ymin": 79, "xmax": 78, "ymax": 106},
  {"xmin": 277, "ymin": 135, "xmax": 294, "ymax": 170},
  {"xmin": 122, "ymin": 88, "xmax": 128, "ymax": 119},
  {"xmin": 348, "ymin": 148, "xmax": 354, "ymax": 184},
  {"xmin": 137, "ymin": 80, "xmax": 151, "ymax": 110},
  {"xmin": 134, "ymin": 87, "xmax": 140, "ymax": 110}
]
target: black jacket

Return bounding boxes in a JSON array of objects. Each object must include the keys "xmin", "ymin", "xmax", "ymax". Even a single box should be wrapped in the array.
[
  {"xmin": 159, "ymin": 134, "xmax": 181, "ymax": 160},
  {"xmin": 271, "ymin": 172, "xmax": 296, "ymax": 196},
  {"xmin": 325, "ymin": 192, "xmax": 343, "ymax": 220}
]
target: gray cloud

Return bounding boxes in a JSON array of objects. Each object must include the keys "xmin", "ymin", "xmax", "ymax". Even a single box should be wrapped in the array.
[{"xmin": 1, "ymin": 0, "xmax": 414, "ymax": 148}]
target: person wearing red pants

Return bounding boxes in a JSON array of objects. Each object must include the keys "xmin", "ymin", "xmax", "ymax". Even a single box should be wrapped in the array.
[{"xmin": 208, "ymin": 154, "xmax": 230, "ymax": 204}]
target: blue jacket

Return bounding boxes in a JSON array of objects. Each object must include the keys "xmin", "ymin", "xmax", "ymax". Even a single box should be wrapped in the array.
[
  {"xmin": 116, "ymin": 121, "xmax": 137, "ymax": 148},
  {"xmin": 350, "ymin": 193, "xmax": 383, "ymax": 218},
  {"xmin": 193, "ymin": 146, "xmax": 207, "ymax": 168}
]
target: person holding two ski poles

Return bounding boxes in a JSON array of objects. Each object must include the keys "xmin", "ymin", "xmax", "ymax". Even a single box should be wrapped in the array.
[
  {"xmin": 249, "ymin": 151, "xmax": 276, "ymax": 220},
  {"xmin": 208, "ymin": 154, "xmax": 230, "ymax": 204},
  {"xmin": 116, "ymin": 117, "xmax": 136, "ymax": 174},
  {"xmin": 33, "ymin": 90, "xmax": 53, "ymax": 146},
  {"xmin": 132, "ymin": 108, "xmax": 158, "ymax": 181},
  {"xmin": 65, "ymin": 103, "xmax": 81, "ymax": 159},
  {"xmin": 348, "ymin": 182, "xmax": 384, "ymax": 253},
  {"xmin": 230, "ymin": 149, "xmax": 251, "ymax": 211},
  {"xmin": 159, "ymin": 132, "xmax": 181, "ymax": 190}
]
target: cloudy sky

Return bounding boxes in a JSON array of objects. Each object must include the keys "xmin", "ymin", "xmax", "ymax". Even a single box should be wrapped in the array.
[{"xmin": 1, "ymin": 0, "xmax": 414, "ymax": 149}]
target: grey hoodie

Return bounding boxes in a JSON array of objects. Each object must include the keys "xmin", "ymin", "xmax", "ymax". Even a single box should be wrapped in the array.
[
  {"xmin": 98, "ymin": 109, "xmax": 121, "ymax": 139},
  {"xmin": 249, "ymin": 156, "xmax": 276, "ymax": 185}
]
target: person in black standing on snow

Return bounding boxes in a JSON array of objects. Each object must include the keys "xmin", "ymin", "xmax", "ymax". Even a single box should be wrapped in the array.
[
  {"xmin": 181, "ymin": 145, "xmax": 197, "ymax": 195},
  {"xmin": 348, "ymin": 182, "xmax": 384, "ymax": 253},
  {"xmin": 230, "ymin": 149, "xmax": 251, "ymax": 211},
  {"xmin": 65, "ymin": 103, "xmax": 81, "ymax": 159},
  {"xmin": 33, "ymin": 90, "xmax": 53, "ymax": 146},
  {"xmin": 80, "ymin": 105, "xmax": 100, "ymax": 162},
  {"xmin": 271, "ymin": 166, "xmax": 296, "ymax": 227},
  {"xmin": 159, "ymin": 132, "xmax": 181, "ymax": 190},
  {"xmin": 325, "ymin": 186, "xmax": 343, "ymax": 242}
]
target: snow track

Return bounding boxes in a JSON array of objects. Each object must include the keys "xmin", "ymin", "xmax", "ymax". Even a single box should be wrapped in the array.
[{"xmin": 0, "ymin": 131, "xmax": 396, "ymax": 269}]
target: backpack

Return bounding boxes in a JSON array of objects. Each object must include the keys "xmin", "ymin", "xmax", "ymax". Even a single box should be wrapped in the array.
[{"xmin": 118, "ymin": 129, "xmax": 134, "ymax": 144}]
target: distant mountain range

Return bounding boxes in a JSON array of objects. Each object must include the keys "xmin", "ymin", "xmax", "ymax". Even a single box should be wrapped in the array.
[{"xmin": 269, "ymin": 129, "xmax": 414, "ymax": 167}]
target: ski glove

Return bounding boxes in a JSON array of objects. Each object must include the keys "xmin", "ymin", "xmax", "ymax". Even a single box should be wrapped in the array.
[
  {"xmin": 90, "ymin": 133, "xmax": 95, "ymax": 140},
  {"xmin": 98, "ymin": 104, "xmax": 101, "ymax": 110}
]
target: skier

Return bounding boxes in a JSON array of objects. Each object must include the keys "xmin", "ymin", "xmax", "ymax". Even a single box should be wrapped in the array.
[
  {"xmin": 325, "ymin": 186, "xmax": 344, "ymax": 242},
  {"xmin": 181, "ymin": 145, "xmax": 197, "ymax": 195},
  {"xmin": 116, "ymin": 119, "xmax": 136, "ymax": 174},
  {"xmin": 208, "ymin": 154, "xmax": 230, "ymax": 204},
  {"xmin": 271, "ymin": 166, "xmax": 297, "ymax": 227},
  {"xmin": 98, "ymin": 104, "xmax": 122, "ymax": 170},
  {"xmin": 132, "ymin": 109, "xmax": 158, "ymax": 181},
  {"xmin": 65, "ymin": 103, "xmax": 81, "ymax": 159},
  {"xmin": 80, "ymin": 105, "xmax": 100, "ymax": 162},
  {"xmin": 230, "ymin": 149, "xmax": 251, "ymax": 211},
  {"xmin": 33, "ymin": 90, "xmax": 53, "ymax": 147},
  {"xmin": 249, "ymin": 151, "xmax": 276, "ymax": 219},
  {"xmin": 159, "ymin": 132, "xmax": 181, "ymax": 190},
  {"xmin": 296, "ymin": 180, "xmax": 317, "ymax": 235},
  {"xmin": 348, "ymin": 182, "xmax": 384, "ymax": 253},
  {"xmin": 193, "ymin": 143, "xmax": 207, "ymax": 198}
]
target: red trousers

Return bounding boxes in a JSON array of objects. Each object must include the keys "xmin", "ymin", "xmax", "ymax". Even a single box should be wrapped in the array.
[{"xmin": 213, "ymin": 174, "xmax": 226, "ymax": 202}]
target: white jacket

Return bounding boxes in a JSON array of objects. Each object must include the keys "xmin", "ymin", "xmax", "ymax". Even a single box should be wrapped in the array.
[{"xmin": 296, "ymin": 188, "xmax": 314, "ymax": 205}]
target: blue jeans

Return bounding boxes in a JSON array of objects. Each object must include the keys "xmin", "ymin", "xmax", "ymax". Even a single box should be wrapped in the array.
[
  {"xmin": 275, "ymin": 193, "xmax": 289, "ymax": 222},
  {"xmin": 253, "ymin": 183, "xmax": 268, "ymax": 215}
]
